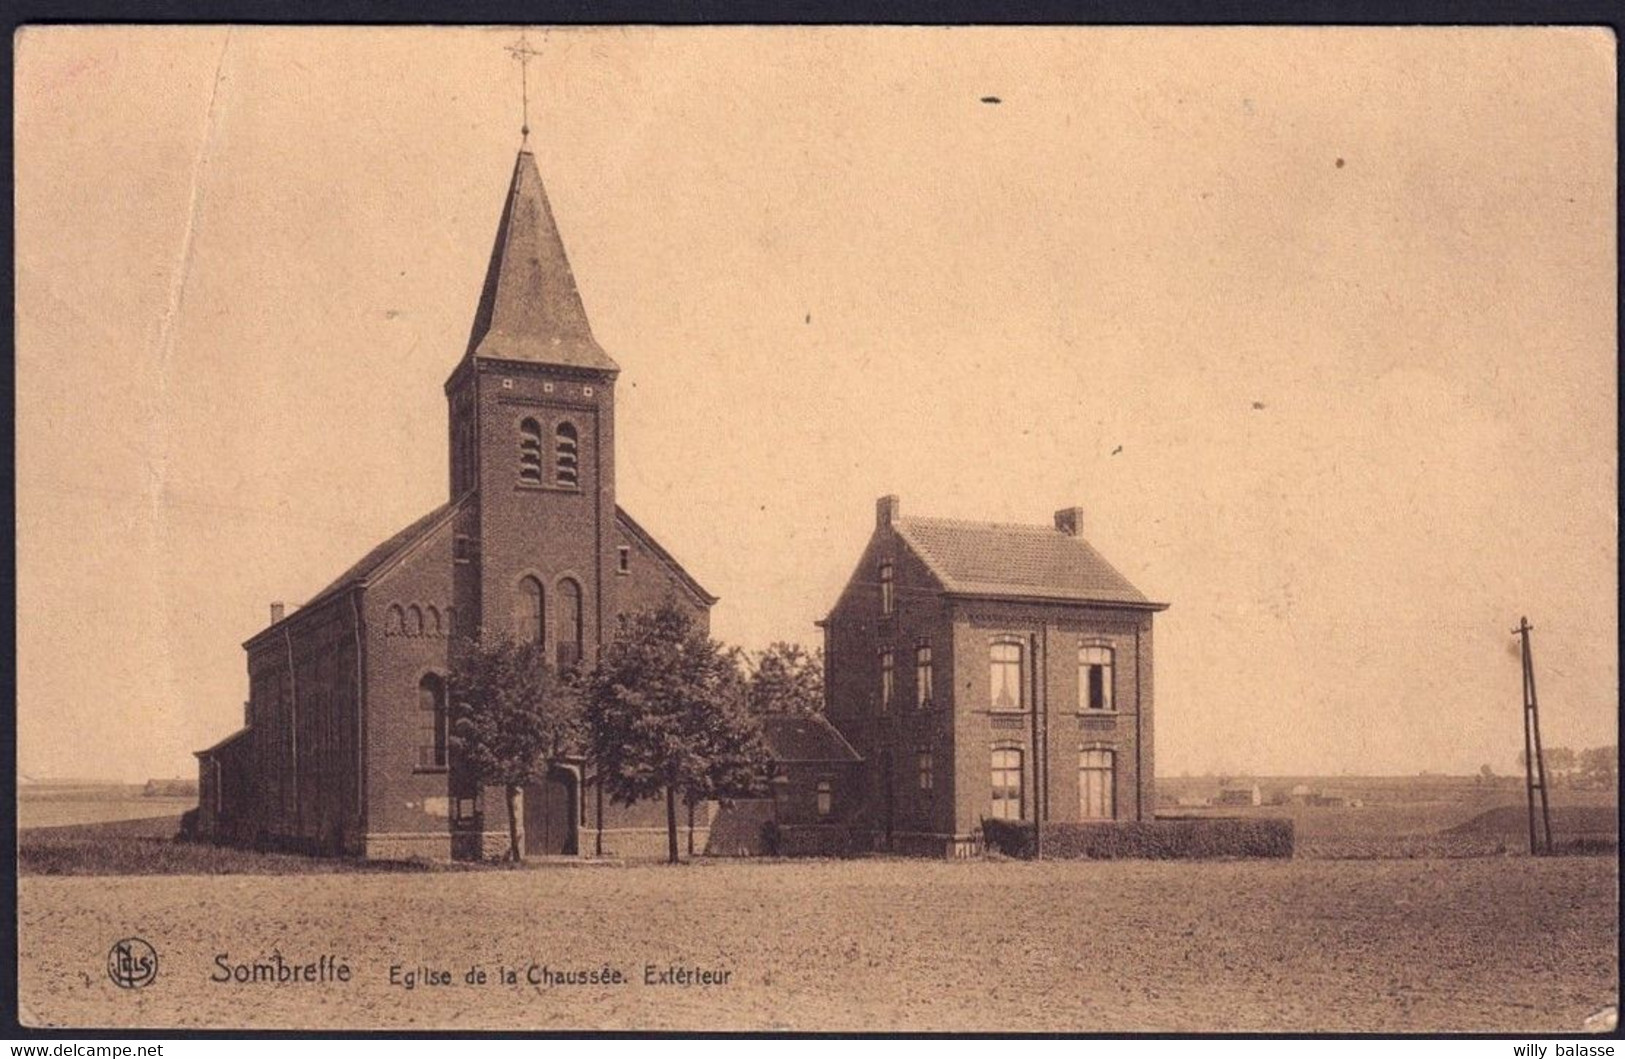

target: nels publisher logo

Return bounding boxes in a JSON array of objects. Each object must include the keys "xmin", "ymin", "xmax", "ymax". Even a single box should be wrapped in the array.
[{"xmin": 107, "ymin": 937, "xmax": 158, "ymax": 989}]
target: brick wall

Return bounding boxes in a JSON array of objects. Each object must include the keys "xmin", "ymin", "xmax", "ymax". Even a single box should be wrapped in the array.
[
  {"xmin": 950, "ymin": 599, "xmax": 1156, "ymax": 835},
  {"xmin": 361, "ymin": 513, "xmax": 463, "ymax": 845},
  {"xmin": 824, "ymin": 520, "xmax": 957, "ymax": 843}
]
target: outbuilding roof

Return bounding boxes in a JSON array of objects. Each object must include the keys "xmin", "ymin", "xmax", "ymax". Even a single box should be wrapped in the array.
[
  {"xmin": 758, "ymin": 714, "xmax": 863, "ymax": 764},
  {"xmin": 895, "ymin": 516, "xmax": 1163, "ymax": 608}
]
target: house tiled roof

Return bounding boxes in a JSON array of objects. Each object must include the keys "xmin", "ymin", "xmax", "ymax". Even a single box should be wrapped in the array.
[
  {"xmin": 759, "ymin": 714, "xmax": 862, "ymax": 764},
  {"xmin": 895, "ymin": 516, "xmax": 1160, "ymax": 607},
  {"xmin": 463, "ymin": 150, "xmax": 619, "ymax": 372}
]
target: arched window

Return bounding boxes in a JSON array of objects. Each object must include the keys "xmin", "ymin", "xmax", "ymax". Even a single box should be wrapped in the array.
[
  {"xmin": 557, "ymin": 578, "xmax": 583, "ymax": 669},
  {"xmin": 990, "ymin": 748, "xmax": 1024, "ymax": 821},
  {"xmin": 408, "ymin": 605, "xmax": 424, "ymax": 637},
  {"xmin": 386, "ymin": 604, "xmax": 405, "ymax": 637},
  {"xmin": 816, "ymin": 780, "xmax": 834, "ymax": 818},
  {"xmin": 426, "ymin": 606, "xmax": 442, "ymax": 637},
  {"xmin": 555, "ymin": 422, "xmax": 580, "ymax": 488},
  {"xmin": 444, "ymin": 606, "xmax": 457, "ymax": 639},
  {"xmin": 514, "ymin": 577, "xmax": 544, "ymax": 643},
  {"xmin": 418, "ymin": 674, "xmax": 447, "ymax": 769},
  {"xmin": 519, "ymin": 418, "xmax": 544, "ymax": 485},
  {"xmin": 1079, "ymin": 749, "xmax": 1115, "ymax": 820}
]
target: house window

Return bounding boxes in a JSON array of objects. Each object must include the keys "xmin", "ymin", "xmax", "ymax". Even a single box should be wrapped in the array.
[
  {"xmin": 915, "ymin": 645, "xmax": 934, "ymax": 708},
  {"xmin": 555, "ymin": 422, "xmax": 580, "ymax": 487},
  {"xmin": 879, "ymin": 650, "xmax": 894, "ymax": 712},
  {"xmin": 408, "ymin": 605, "xmax": 424, "ymax": 637},
  {"xmin": 518, "ymin": 418, "xmax": 544, "ymax": 484},
  {"xmin": 515, "ymin": 577, "xmax": 544, "ymax": 643},
  {"xmin": 990, "ymin": 748, "xmax": 1024, "ymax": 821},
  {"xmin": 878, "ymin": 561, "xmax": 895, "ymax": 616},
  {"xmin": 990, "ymin": 641, "xmax": 1024, "ymax": 711},
  {"xmin": 1080, "ymin": 646, "xmax": 1115, "ymax": 711},
  {"xmin": 816, "ymin": 780, "xmax": 833, "ymax": 818},
  {"xmin": 557, "ymin": 578, "xmax": 583, "ymax": 670},
  {"xmin": 1080, "ymin": 749, "xmax": 1115, "ymax": 820},
  {"xmin": 917, "ymin": 750, "xmax": 934, "ymax": 791},
  {"xmin": 418, "ymin": 674, "xmax": 447, "ymax": 769},
  {"xmin": 617, "ymin": 546, "xmax": 631, "ymax": 575}
]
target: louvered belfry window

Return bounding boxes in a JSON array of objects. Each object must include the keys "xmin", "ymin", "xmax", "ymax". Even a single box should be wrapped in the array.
[
  {"xmin": 556, "ymin": 422, "xmax": 580, "ymax": 487},
  {"xmin": 518, "ymin": 418, "xmax": 544, "ymax": 484}
]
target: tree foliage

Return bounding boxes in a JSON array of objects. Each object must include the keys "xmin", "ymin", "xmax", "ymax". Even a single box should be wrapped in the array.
[
  {"xmin": 1579, "ymin": 745, "xmax": 1617, "ymax": 787},
  {"xmin": 744, "ymin": 641, "xmax": 825, "ymax": 716},
  {"xmin": 447, "ymin": 635, "xmax": 583, "ymax": 862},
  {"xmin": 585, "ymin": 600, "xmax": 769, "ymax": 862}
]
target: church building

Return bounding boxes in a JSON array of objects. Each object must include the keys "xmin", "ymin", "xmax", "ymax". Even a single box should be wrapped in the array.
[{"xmin": 194, "ymin": 148, "xmax": 715, "ymax": 860}]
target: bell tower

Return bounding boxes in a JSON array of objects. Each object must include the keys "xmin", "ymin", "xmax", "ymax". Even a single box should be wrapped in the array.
[{"xmin": 444, "ymin": 148, "xmax": 620, "ymax": 668}]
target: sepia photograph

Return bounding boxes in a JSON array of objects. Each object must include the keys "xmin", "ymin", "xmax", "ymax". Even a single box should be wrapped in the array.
[{"xmin": 12, "ymin": 24, "xmax": 1619, "ymax": 1034}]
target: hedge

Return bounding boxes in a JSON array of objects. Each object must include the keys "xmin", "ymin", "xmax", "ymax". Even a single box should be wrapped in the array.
[
  {"xmin": 981, "ymin": 816, "xmax": 1294, "ymax": 860},
  {"xmin": 768, "ymin": 823, "xmax": 866, "ymax": 858}
]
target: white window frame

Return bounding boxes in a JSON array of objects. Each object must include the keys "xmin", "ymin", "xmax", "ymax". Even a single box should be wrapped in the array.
[
  {"xmin": 1079, "ymin": 644, "xmax": 1115, "ymax": 712},
  {"xmin": 1079, "ymin": 747, "xmax": 1115, "ymax": 820},
  {"xmin": 990, "ymin": 640, "xmax": 1025, "ymax": 712}
]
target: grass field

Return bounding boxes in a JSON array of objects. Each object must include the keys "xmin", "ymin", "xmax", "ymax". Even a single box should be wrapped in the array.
[
  {"xmin": 18, "ymin": 856, "xmax": 1617, "ymax": 1032},
  {"xmin": 16, "ymin": 780, "xmax": 1617, "ymax": 1031}
]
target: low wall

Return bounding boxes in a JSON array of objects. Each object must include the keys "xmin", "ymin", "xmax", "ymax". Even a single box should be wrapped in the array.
[{"xmin": 981, "ymin": 817, "xmax": 1295, "ymax": 860}]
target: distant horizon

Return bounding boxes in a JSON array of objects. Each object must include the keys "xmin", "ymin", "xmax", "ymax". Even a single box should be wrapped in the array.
[{"xmin": 18, "ymin": 760, "xmax": 1612, "ymax": 787}]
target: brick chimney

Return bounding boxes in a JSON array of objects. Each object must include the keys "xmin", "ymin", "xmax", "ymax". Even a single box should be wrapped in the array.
[
  {"xmin": 876, "ymin": 495, "xmax": 901, "ymax": 528},
  {"xmin": 1054, "ymin": 507, "xmax": 1085, "ymax": 537},
  {"xmin": 270, "ymin": 601, "xmax": 285, "ymax": 624}
]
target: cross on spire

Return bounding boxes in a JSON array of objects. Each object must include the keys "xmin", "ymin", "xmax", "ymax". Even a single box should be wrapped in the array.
[{"xmin": 505, "ymin": 30, "xmax": 545, "ymax": 144}]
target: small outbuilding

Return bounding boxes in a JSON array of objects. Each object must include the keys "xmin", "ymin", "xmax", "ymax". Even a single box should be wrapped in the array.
[{"xmin": 1217, "ymin": 783, "xmax": 1262, "ymax": 807}]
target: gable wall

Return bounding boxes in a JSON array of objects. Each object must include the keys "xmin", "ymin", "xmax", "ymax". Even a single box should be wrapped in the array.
[{"xmin": 824, "ymin": 523, "xmax": 957, "ymax": 840}]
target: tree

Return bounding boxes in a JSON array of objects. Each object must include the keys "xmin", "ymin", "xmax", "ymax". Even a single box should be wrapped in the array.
[
  {"xmin": 744, "ymin": 641, "xmax": 825, "ymax": 716},
  {"xmin": 1477, "ymin": 763, "xmax": 1496, "ymax": 785},
  {"xmin": 585, "ymin": 600, "xmax": 770, "ymax": 863},
  {"xmin": 1580, "ymin": 745, "xmax": 1617, "ymax": 789},
  {"xmin": 1546, "ymin": 746, "xmax": 1577, "ymax": 785},
  {"xmin": 447, "ymin": 635, "xmax": 583, "ymax": 863}
]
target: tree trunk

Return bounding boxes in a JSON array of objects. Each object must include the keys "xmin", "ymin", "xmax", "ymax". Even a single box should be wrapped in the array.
[
  {"xmin": 665, "ymin": 784, "xmax": 679, "ymax": 864},
  {"xmin": 506, "ymin": 784, "xmax": 525, "ymax": 863}
]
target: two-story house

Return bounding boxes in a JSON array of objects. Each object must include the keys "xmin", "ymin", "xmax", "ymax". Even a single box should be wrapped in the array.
[{"xmin": 821, "ymin": 496, "xmax": 1169, "ymax": 856}]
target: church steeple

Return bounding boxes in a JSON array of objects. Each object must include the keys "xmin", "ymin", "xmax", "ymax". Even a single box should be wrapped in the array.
[{"xmin": 463, "ymin": 150, "xmax": 619, "ymax": 372}]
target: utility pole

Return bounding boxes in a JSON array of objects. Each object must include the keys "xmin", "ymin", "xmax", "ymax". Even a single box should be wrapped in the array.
[{"xmin": 1514, "ymin": 616, "xmax": 1554, "ymax": 855}]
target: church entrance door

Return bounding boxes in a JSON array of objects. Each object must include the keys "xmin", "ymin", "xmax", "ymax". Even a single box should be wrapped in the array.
[{"xmin": 523, "ymin": 767, "xmax": 578, "ymax": 856}]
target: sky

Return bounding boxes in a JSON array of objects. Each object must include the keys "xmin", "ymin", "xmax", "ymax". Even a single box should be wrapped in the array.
[{"xmin": 14, "ymin": 26, "xmax": 1617, "ymax": 782}]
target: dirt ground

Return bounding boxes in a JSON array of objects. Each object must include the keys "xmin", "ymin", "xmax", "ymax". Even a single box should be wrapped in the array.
[{"xmin": 18, "ymin": 856, "xmax": 1617, "ymax": 1033}]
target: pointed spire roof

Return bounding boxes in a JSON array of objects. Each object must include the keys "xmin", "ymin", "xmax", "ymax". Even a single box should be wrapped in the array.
[{"xmin": 463, "ymin": 150, "xmax": 618, "ymax": 372}]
